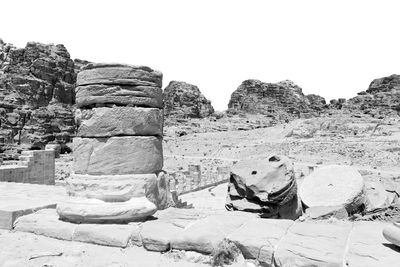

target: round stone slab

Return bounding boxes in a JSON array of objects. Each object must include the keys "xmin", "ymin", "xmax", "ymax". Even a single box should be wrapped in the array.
[
  {"xmin": 73, "ymin": 136, "xmax": 163, "ymax": 175},
  {"xmin": 77, "ymin": 63, "xmax": 162, "ymax": 88},
  {"xmin": 56, "ymin": 197, "xmax": 157, "ymax": 223},
  {"xmin": 66, "ymin": 173, "xmax": 158, "ymax": 202},
  {"xmin": 76, "ymin": 107, "xmax": 163, "ymax": 138},
  {"xmin": 75, "ymin": 84, "xmax": 163, "ymax": 108},
  {"xmin": 299, "ymin": 165, "xmax": 365, "ymax": 213}
]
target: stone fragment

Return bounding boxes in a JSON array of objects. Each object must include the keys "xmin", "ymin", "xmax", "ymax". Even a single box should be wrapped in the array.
[
  {"xmin": 383, "ymin": 222, "xmax": 400, "ymax": 247},
  {"xmin": 76, "ymin": 107, "xmax": 163, "ymax": 137},
  {"xmin": 56, "ymin": 197, "xmax": 157, "ymax": 223},
  {"xmin": 364, "ymin": 180, "xmax": 389, "ymax": 210},
  {"xmin": 75, "ymin": 84, "xmax": 163, "ymax": 108},
  {"xmin": 226, "ymin": 218, "xmax": 293, "ymax": 265},
  {"xmin": 171, "ymin": 213, "xmax": 255, "ymax": 254},
  {"xmin": 226, "ymin": 155, "xmax": 301, "ymax": 219},
  {"xmin": 299, "ymin": 165, "xmax": 366, "ymax": 214},
  {"xmin": 346, "ymin": 221, "xmax": 400, "ymax": 267},
  {"xmin": 305, "ymin": 205, "xmax": 348, "ymax": 220},
  {"xmin": 66, "ymin": 173, "xmax": 157, "ymax": 202},
  {"xmin": 73, "ymin": 136, "xmax": 163, "ymax": 175},
  {"xmin": 73, "ymin": 224, "xmax": 138, "ymax": 247},
  {"xmin": 274, "ymin": 221, "xmax": 352, "ymax": 267},
  {"xmin": 146, "ymin": 172, "xmax": 176, "ymax": 210},
  {"xmin": 77, "ymin": 63, "xmax": 162, "ymax": 87},
  {"xmin": 140, "ymin": 220, "xmax": 183, "ymax": 252},
  {"xmin": 14, "ymin": 209, "xmax": 76, "ymax": 240}
]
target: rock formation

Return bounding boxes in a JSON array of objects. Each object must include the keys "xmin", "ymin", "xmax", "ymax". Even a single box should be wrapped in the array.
[
  {"xmin": 226, "ymin": 155, "xmax": 302, "ymax": 219},
  {"xmin": 343, "ymin": 74, "xmax": 400, "ymax": 116},
  {"xmin": 59, "ymin": 63, "xmax": 173, "ymax": 223},
  {"xmin": 227, "ymin": 79, "xmax": 326, "ymax": 118},
  {"xmin": 0, "ymin": 39, "xmax": 77, "ymax": 158},
  {"xmin": 163, "ymin": 81, "xmax": 214, "ymax": 118}
]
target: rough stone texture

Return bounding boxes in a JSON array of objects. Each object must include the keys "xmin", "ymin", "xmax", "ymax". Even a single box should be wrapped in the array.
[
  {"xmin": 0, "ymin": 39, "xmax": 77, "ymax": 158},
  {"xmin": 227, "ymin": 79, "xmax": 325, "ymax": 118},
  {"xmin": 14, "ymin": 209, "xmax": 76, "ymax": 240},
  {"xmin": 73, "ymin": 136, "xmax": 163, "ymax": 175},
  {"xmin": 226, "ymin": 155, "xmax": 301, "ymax": 219},
  {"xmin": 163, "ymin": 81, "xmax": 214, "ymax": 118},
  {"xmin": 306, "ymin": 94, "xmax": 327, "ymax": 111},
  {"xmin": 382, "ymin": 222, "xmax": 400, "ymax": 247},
  {"xmin": 227, "ymin": 218, "xmax": 294, "ymax": 266},
  {"xmin": 347, "ymin": 221, "xmax": 400, "ymax": 267},
  {"xmin": 171, "ymin": 213, "xmax": 255, "ymax": 254},
  {"xmin": 299, "ymin": 165, "xmax": 366, "ymax": 214},
  {"xmin": 77, "ymin": 63, "xmax": 162, "ymax": 88},
  {"xmin": 66, "ymin": 173, "xmax": 158, "ymax": 202},
  {"xmin": 75, "ymin": 84, "xmax": 163, "ymax": 108},
  {"xmin": 343, "ymin": 74, "xmax": 400, "ymax": 116},
  {"xmin": 76, "ymin": 107, "xmax": 163, "ymax": 137},
  {"xmin": 274, "ymin": 221, "xmax": 352, "ymax": 267},
  {"xmin": 56, "ymin": 197, "xmax": 157, "ymax": 223},
  {"xmin": 140, "ymin": 220, "xmax": 183, "ymax": 252},
  {"xmin": 364, "ymin": 180, "xmax": 389, "ymax": 210},
  {"xmin": 304, "ymin": 205, "xmax": 348, "ymax": 220}
]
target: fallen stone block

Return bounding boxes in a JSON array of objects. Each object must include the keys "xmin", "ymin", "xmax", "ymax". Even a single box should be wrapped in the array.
[
  {"xmin": 171, "ymin": 213, "xmax": 255, "ymax": 254},
  {"xmin": 226, "ymin": 218, "xmax": 293, "ymax": 266},
  {"xmin": 14, "ymin": 209, "xmax": 76, "ymax": 240},
  {"xmin": 140, "ymin": 220, "xmax": 184, "ymax": 252},
  {"xmin": 364, "ymin": 180, "xmax": 389, "ymax": 210},
  {"xmin": 73, "ymin": 136, "xmax": 163, "ymax": 175},
  {"xmin": 73, "ymin": 224, "xmax": 138, "ymax": 248},
  {"xmin": 299, "ymin": 165, "xmax": 366, "ymax": 214},
  {"xmin": 77, "ymin": 63, "xmax": 163, "ymax": 88},
  {"xmin": 77, "ymin": 107, "xmax": 163, "ymax": 137},
  {"xmin": 273, "ymin": 221, "xmax": 352, "ymax": 267},
  {"xmin": 75, "ymin": 84, "xmax": 163, "ymax": 108},
  {"xmin": 56, "ymin": 197, "xmax": 157, "ymax": 224},
  {"xmin": 346, "ymin": 221, "xmax": 400, "ymax": 267}
]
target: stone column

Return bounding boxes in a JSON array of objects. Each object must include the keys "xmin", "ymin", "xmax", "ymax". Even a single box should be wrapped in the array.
[{"xmin": 58, "ymin": 63, "xmax": 170, "ymax": 223}]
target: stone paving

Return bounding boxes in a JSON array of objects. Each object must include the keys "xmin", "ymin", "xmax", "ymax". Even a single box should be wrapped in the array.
[{"xmin": 2, "ymin": 182, "xmax": 400, "ymax": 266}]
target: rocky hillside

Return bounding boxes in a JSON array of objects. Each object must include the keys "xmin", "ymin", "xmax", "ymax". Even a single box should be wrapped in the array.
[
  {"xmin": 163, "ymin": 81, "xmax": 214, "ymax": 118},
  {"xmin": 343, "ymin": 74, "xmax": 400, "ymax": 117},
  {"xmin": 0, "ymin": 39, "xmax": 78, "ymax": 158},
  {"xmin": 227, "ymin": 79, "xmax": 326, "ymax": 119}
]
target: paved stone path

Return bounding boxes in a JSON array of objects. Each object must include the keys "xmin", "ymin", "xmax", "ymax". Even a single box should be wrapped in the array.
[{"xmin": 2, "ymin": 182, "xmax": 400, "ymax": 266}]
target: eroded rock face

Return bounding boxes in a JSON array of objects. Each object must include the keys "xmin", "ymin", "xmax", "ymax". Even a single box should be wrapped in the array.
[
  {"xmin": 163, "ymin": 81, "xmax": 214, "ymax": 118},
  {"xmin": 226, "ymin": 155, "xmax": 302, "ymax": 219},
  {"xmin": 228, "ymin": 79, "xmax": 326, "ymax": 119},
  {"xmin": 343, "ymin": 74, "xmax": 400, "ymax": 116},
  {"xmin": 0, "ymin": 39, "xmax": 77, "ymax": 158}
]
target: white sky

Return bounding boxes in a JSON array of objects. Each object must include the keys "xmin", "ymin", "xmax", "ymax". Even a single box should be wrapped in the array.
[{"xmin": 2, "ymin": 0, "xmax": 400, "ymax": 111}]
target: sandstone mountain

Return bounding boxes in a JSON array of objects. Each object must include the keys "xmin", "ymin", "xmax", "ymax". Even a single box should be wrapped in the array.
[
  {"xmin": 0, "ymin": 39, "xmax": 78, "ymax": 158},
  {"xmin": 343, "ymin": 74, "xmax": 400, "ymax": 117},
  {"xmin": 163, "ymin": 81, "xmax": 214, "ymax": 118},
  {"xmin": 227, "ymin": 79, "xmax": 326, "ymax": 119}
]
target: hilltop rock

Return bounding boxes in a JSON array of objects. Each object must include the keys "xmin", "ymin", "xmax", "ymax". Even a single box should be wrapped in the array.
[
  {"xmin": 227, "ymin": 79, "xmax": 326, "ymax": 119},
  {"xmin": 343, "ymin": 74, "xmax": 400, "ymax": 116},
  {"xmin": 163, "ymin": 81, "xmax": 214, "ymax": 118},
  {"xmin": 0, "ymin": 39, "xmax": 77, "ymax": 158}
]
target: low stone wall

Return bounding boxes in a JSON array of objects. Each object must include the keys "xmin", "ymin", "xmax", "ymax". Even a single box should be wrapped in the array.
[
  {"xmin": 0, "ymin": 150, "xmax": 55, "ymax": 185},
  {"xmin": 169, "ymin": 164, "xmax": 231, "ymax": 195}
]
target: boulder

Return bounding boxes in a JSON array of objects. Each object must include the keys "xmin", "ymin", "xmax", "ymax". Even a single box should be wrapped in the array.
[
  {"xmin": 56, "ymin": 197, "xmax": 157, "ymax": 223},
  {"xmin": 76, "ymin": 107, "xmax": 163, "ymax": 137},
  {"xmin": 383, "ymin": 222, "xmax": 400, "ymax": 247},
  {"xmin": 299, "ymin": 165, "xmax": 366, "ymax": 214},
  {"xmin": 73, "ymin": 136, "xmax": 163, "ymax": 175},
  {"xmin": 364, "ymin": 180, "xmax": 389, "ymax": 210},
  {"xmin": 75, "ymin": 84, "xmax": 163, "ymax": 108},
  {"xmin": 77, "ymin": 63, "xmax": 162, "ymax": 87},
  {"xmin": 226, "ymin": 155, "xmax": 302, "ymax": 219}
]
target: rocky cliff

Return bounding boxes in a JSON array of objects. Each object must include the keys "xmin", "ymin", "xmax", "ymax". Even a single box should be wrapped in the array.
[
  {"xmin": 227, "ymin": 79, "xmax": 326, "ymax": 119},
  {"xmin": 343, "ymin": 74, "xmax": 400, "ymax": 117},
  {"xmin": 0, "ymin": 39, "xmax": 78, "ymax": 158},
  {"xmin": 163, "ymin": 81, "xmax": 214, "ymax": 118}
]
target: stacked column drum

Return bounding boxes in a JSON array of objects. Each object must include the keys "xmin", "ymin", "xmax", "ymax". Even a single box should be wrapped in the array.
[{"xmin": 67, "ymin": 63, "xmax": 165, "ymax": 204}]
